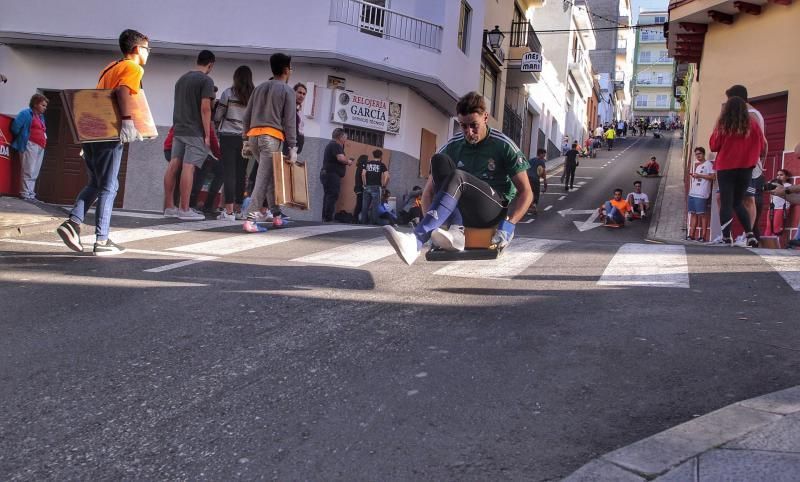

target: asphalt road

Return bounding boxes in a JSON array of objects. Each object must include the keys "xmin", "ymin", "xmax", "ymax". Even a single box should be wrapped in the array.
[{"xmin": 2, "ymin": 134, "xmax": 800, "ymax": 480}]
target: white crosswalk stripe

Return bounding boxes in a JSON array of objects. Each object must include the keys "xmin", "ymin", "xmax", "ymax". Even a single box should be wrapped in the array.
[
  {"xmin": 167, "ymin": 224, "xmax": 372, "ymax": 256},
  {"xmin": 291, "ymin": 236, "xmax": 395, "ymax": 267},
  {"xmin": 751, "ymin": 249, "xmax": 800, "ymax": 291},
  {"xmin": 433, "ymin": 237, "xmax": 566, "ymax": 280},
  {"xmin": 83, "ymin": 220, "xmax": 233, "ymax": 245},
  {"xmin": 598, "ymin": 243, "xmax": 689, "ymax": 288}
]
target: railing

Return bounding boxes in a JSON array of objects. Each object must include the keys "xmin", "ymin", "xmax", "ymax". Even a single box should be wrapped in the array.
[
  {"xmin": 509, "ymin": 21, "xmax": 542, "ymax": 54},
  {"xmin": 570, "ymin": 49, "xmax": 591, "ymax": 74},
  {"xmin": 330, "ymin": 0, "xmax": 443, "ymax": 52},
  {"xmin": 613, "ymin": 81, "xmax": 625, "ymax": 91},
  {"xmin": 636, "ymin": 78, "xmax": 673, "ymax": 86}
]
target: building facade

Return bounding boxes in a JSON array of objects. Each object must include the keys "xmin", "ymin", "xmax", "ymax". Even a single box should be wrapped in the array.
[
  {"xmin": 632, "ymin": 9, "xmax": 679, "ymax": 123},
  {"xmin": 0, "ymin": 0, "xmax": 485, "ymax": 219},
  {"xmin": 667, "ymin": 0, "xmax": 799, "ymax": 242}
]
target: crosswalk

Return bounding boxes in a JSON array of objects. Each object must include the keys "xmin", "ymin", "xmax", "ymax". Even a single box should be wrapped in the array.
[{"xmin": 2, "ymin": 222, "xmax": 800, "ymax": 291}]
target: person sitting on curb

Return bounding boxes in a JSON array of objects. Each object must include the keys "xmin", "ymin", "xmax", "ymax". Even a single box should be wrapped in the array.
[
  {"xmin": 598, "ymin": 188, "xmax": 632, "ymax": 226},
  {"xmin": 626, "ymin": 180, "xmax": 650, "ymax": 219},
  {"xmin": 772, "ymin": 141, "xmax": 800, "ymax": 249},
  {"xmin": 382, "ymin": 91, "xmax": 532, "ymax": 265},
  {"xmin": 639, "ymin": 156, "xmax": 660, "ymax": 176}
]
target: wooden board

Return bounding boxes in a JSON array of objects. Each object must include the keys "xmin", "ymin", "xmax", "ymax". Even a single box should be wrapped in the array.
[
  {"xmin": 61, "ymin": 89, "xmax": 157, "ymax": 143},
  {"xmin": 426, "ymin": 247, "xmax": 502, "ymax": 262},
  {"xmin": 273, "ymin": 152, "xmax": 310, "ymax": 210}
]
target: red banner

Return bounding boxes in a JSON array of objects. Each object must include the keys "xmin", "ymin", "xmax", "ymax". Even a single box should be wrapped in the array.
[{"xmin": 0, "ymin": 114, "xmax": 20, "ymax": 196}]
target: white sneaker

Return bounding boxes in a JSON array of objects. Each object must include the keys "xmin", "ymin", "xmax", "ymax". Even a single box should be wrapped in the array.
[
  {"xmin": 164, "ymin": 207, "xmax": 179, "ymax": 218},
  {"xmin": 177, "ymin": 208, "xmax": 205, "ymax": 221},
  {"xmin": 431, "ymin": 225, "xmax": 465, "ymax": 252},
  {"xmin": 217, "ymin": 211, "xmax": 236, "ymax": 221},
  {"xmin": 251, "ymin": 211, "xmax": 272, "ymax": 222},
  {"xmin": 382, "ymin": 225, "xmax": 421, "ymax": 265}
]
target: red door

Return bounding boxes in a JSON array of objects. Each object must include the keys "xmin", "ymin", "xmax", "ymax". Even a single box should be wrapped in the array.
[{"xmin": 750, "ymin": 93, "xmax": 788, "ymax": 236}]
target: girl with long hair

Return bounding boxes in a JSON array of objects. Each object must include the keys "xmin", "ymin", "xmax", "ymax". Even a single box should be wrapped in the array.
[
  {"xmin": 709, "ymin": 96, "xmax": 766, "ymax": 246},
  {"xmin": 214, "ymin": 65, "xmax": 255, "ymax": 220}
]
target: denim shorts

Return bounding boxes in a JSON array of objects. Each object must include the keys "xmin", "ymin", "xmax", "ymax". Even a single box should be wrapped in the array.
[{"xmin": 688, "ymin": 195, "xmax": 708, "ymax": 214}]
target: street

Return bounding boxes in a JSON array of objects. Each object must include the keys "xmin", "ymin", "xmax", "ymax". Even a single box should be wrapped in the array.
[{"xmin": 2, "ymin": 135, "xmax": 800, "ymax": 480}]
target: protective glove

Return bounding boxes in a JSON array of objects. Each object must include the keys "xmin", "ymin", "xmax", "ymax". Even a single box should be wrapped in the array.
[
  {"xmin": 490, "ymin": 219, "xmax": 516, "ymax": 250},
  {"xmin": 241, "ymin": 140, "xmax": 254, "ymax": 159},
  {"xmin": 289, "ymin": 146, "xmax": 298, "ymax": 162},
  {"xmin": 119, "ymin": 119, "xmax": 143, "ymax": 143}
]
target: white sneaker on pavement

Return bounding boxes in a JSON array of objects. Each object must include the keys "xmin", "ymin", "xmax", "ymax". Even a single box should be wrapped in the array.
[
  {"xmin": 431, "ymin": 225, "xmax": 465, "ymax": 252},
  {"xmin": 164, "ymin": 207, "xmax": 179, "ymax": 218},
  {"xmin": 382, "ymin": 225, "xmax": 421, "ymax": 265},
  {"xmin": 217, "ymin": 211, "xmax": 236, "ymax": 221},
  {"xmin": 177, "ymin": 208, "xmax": 205, "ymax": 221}
]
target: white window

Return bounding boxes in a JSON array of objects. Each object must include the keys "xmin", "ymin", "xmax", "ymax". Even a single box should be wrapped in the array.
[
  {"xmin": 655, "ymin": 16, "xmax": 666, "ymax": 24},
  {"xmin": 656, "ymin": 95, "xmax": 669, "ymax": 107},
  {"xmin": 659, "ymin": 50, "xmax": 671, "ymax": 62},
  {"xmin": 457, "ymin": 1, "xmax": 471, "ymax": 54},
  {"xmin": 639, "ymin": 51, "xmax": 652, "ymax": 63},
  {"xmin": 480, "ymin": 58, "xmax": 498, "ymax": 116},
  {"xmin": 656, "ymin": 73, "xmax": 666, "ymax": 85},
  {"xmin": 636, "ymin": 95, "xmax": 648, "ymax": 107}
]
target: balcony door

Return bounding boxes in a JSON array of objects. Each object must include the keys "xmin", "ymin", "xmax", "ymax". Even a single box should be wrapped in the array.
[{"xmin": 360, "ymin": 0, "xmax": 388, "ymax": 37}]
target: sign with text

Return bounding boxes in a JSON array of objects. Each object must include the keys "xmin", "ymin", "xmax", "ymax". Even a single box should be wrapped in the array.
[
  {"xmin": 332, "ymin": 91, "xmax": 401, "ymax": 135},
  {"xmin": 521, "ymin": 51, "xmax": 542, "ymax": 73}
]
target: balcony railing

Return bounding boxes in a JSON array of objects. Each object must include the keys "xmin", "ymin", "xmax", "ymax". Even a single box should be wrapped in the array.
[
  {"xmin": 570, "ymin": 49, "xmax": 591, "ymax": 73},
  {"xmin": 330, "ymin": 0, "xmax": 443, "ymax": 52},
  {"xmin": 509, "ymin": 21, "xmax": 542, "ymax": 54},
  {"xmin": 636, "ymin": 79, "xmax": 673, "ymax": 86}
]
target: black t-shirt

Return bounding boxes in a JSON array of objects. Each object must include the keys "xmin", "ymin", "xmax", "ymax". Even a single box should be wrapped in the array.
[
  {"xmin": 364, "ymin": 160, "xmax": 387, "ymax": 186},
  {"xmin": 565, "ymin": 149, "xmax": 580, "ymax": 165},
  {"xmin": 323, "ymin": 141, "xmax": 346, "ymax": 177}
]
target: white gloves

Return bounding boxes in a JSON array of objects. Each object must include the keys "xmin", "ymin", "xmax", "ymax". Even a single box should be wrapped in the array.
[
  {"xmin": 241, "ymin": 140, "xmax": 254, "ymax": 159},
  {"xmin": 119, "ymin": 119, "xmax": 143, "ymax": 143},
  {"xmin": 289, "ymin": 146, "xmax": 298, "ymax": 162}
]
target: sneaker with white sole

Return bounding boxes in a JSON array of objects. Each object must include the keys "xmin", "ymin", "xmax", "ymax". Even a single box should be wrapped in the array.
[
  {"xmin": 93, "ymin": 239, "xmax": 126, "ymax": 256},
  {"xmin": 217, "ymin": 211, "xmax": 236, "ymax": 221},
  {"xmin": 242, "ymin": 220, "xmax": 267, "ymax": 233},
  {"xmin": 177, "ymin": 208, "xmax": 205, "ymax": 221},
  {"xmin": 272, "ymin": 216, "xmax": 284, "ymax": 228},
  {"xmin": 431, "ymin": 225, "xmax": 465, "ymax": 252},
  {"xmin": 56, "ymin": 220, "xmax": 83, "ymax": 252},
  {"xmin": 382, "ymin": 225, "xmax": 421, "ymax": 265},
  {"xmin": 163, "ymin": 207, "xmax": 179, "ymax": 218}
]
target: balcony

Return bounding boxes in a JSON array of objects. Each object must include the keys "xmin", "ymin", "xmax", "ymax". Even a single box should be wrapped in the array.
[
  {"xmin": 613, "ymin": 81, "xmax": 625, "ymax": 91},
  {"xmin": 616, "ymin": 38, "xmax": 628, "ymax": 55},
  {"xmin": 569, "ymin": 50, "xmax": 594, "ymax": 97},
  {"xmin": 636, "ymin": 79, "xmax": 673, "ymax": 87},
  {"xmin": 506, "ymin": 21, "xmax": 543, "ymax": 87},
  {"xmin": 329, "ymin": 0, "xmax": 443, "ymax": 51}
]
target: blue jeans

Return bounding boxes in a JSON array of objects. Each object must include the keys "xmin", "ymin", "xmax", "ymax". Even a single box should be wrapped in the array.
[
  {"xmin": 361, "ymin": 185, "xmax": 381, "ymax": 224},
  {"xmin": 604, "ymin": 201, "xmax": 625, "ymax": 224},
  {"xmin": 69, "ymin": 141, "xmax": 123, "ymax": 240}
]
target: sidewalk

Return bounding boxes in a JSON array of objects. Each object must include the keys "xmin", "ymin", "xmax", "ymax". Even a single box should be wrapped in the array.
[
  {"xmin": 564, "ymin": 385, "xmax": 800, "ymax": 480},
  {"xmin": 0, "ymin": 196, "xmax": 63, "ymax": 239},
  {"xmin": 647, "ymin": 132, "xmax": 688, "ymax": 244}
]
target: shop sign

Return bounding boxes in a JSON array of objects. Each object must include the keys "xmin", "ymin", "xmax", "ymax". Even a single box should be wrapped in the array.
[{"xmin": 332, "ymin": 91, "xmax": 401, "ymax": 135}]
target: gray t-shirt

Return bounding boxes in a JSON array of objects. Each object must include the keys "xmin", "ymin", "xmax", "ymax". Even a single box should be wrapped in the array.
[{"xmin": 173, "ymin": 70, "xmax": 215, "ymax": 137}]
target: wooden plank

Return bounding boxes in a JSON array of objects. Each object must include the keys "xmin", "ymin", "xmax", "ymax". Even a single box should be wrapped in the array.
[{"xmin": 61, "ymin": 89, "xmax": 157, "ymax": 143}]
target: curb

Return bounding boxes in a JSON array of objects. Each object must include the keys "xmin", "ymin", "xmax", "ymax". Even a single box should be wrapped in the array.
[
  {"xmin": 0, "ymin": 217, "xmax": 62, "ymax": 239},
  {"xmin": 563, "ymin": 385, "xmax": 800, "ymax": 480}
]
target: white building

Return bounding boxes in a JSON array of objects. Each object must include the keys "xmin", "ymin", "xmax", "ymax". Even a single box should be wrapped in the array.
[
  {"xmin": 529, "ymin": 0, "xmax": 597, "ymax": 150},
  {"xmin": 0, "ymin": 0, "xmax": 485, "ymax": 218}
]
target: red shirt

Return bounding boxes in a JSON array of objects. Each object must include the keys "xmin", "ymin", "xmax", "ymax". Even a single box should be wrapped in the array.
[
  {"xmin": 709, "ymin": 118, "xmax": 765, "ymax": 171},
  {"xmin": 29, "ymin": 114, "xmax": 47, "ymax": 148}
]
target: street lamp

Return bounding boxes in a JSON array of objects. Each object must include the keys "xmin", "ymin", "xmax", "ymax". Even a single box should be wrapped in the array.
[{"xmin": 486, "ymin": 25, "xmax": 504, "ymax": 49}]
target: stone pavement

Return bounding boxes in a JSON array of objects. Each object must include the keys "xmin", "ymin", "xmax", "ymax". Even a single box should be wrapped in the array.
[
  {"xmin": 564, "ymin": 385, "xmax": 800, "ymax": 480},
  {"xmin": 648, "ymin": 131, "xmax": 687, "ymax": 244},
  {"xmin": 0, "ymin": 196, "xmax": 63, "ymax": 239}
]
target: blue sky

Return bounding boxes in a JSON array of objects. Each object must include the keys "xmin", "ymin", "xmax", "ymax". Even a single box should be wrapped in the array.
[{"xmin": 632, "ymin": 0, "xmax": 669, "ymax": 22}]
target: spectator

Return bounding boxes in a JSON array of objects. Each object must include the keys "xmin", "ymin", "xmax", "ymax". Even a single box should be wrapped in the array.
[
  {"xmin": 241, "ymin": 52, "xmax": 298, "ymax": 232},
  {"xmin": 283, "ymin": 83, "xmax": 307, "ymax": 158},
  {"xmin": 11, "ymin": 93, "xmax": 49, "ymax": 201},
  {"xmin": 320, "ymin": 128, "xmax": 352, "ymax": 222},
  {"xmin": 726, "ymin": 85, "xmax": 768, "ymax": 240},
  {"xmin": 764, "ymin": 169, "xmax": 792, "ymax": 237},
  {"xmin": 398, "ymin": 185, "xmax": 423, "ymax": 226},
  {"xmin": 527, "ymin": 148, "xmax": 547, "ymax": 214},
  {"xmin": 598, "ymin": 188, "xmax": 631, "ymax": 226},
  {"xmin": 353, "ymin": 154, "xmax": 368, "ymax": 223},
  {"xmin": 361, "ymin": 149, "xmax": 389, "ymax": 224},
  {"xmin": 163, "ymin": 49, "xmax": 216, "ymax": 221},
  {"xmin": 687, "ymin": 147, "xmax": 715, "ymax": 241},
  {"xmin": 162, "ymin": 126, "xmax": 221, "ymax": 209},
  {"xmin": 709, "ymin": 96, "xmax": 766, "ymax": 247},
  {"xmin": 783, "ymin": 143, "xmax": 800, "ymax": 249},
  {"xmin": 56, "ymin": 29, "xmax": 149, "ymax": 256},
  {"xmin": 377, "ymin": 189, "xmax": 398, "ymax": 226},
  {"xmin": 563, "ymin": 143, "xmax": 579, "ymax": 191},
  {"xmin": 616, "ymin": 119, "xmax": 624, "ymax": 138},
  {"xmin": 604, "ymin": 125, "xmax": 616, "ymax": 150},
  {"xmin": 215, "ymin": 65, "xmax": 254, "ymax": 221}
]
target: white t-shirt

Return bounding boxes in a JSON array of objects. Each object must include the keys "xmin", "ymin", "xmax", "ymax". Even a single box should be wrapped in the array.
[
  {"xmin": 772, "ymin": 183, "xmax": 792, "ymax": 209},
  {"xmin": 748, "ymin": 107, "xmax": 766, "ymax": 179},
  {"xmin": 594, "ymin": 127, "xmax": 604, "ymax": 137},
  {"xmin": 689, "ymin": 160, "xmax": 715, "ymax": 199},
  {"xmin": 627, "ymin": 192, "xmax": 650, "ymax": 205}
]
